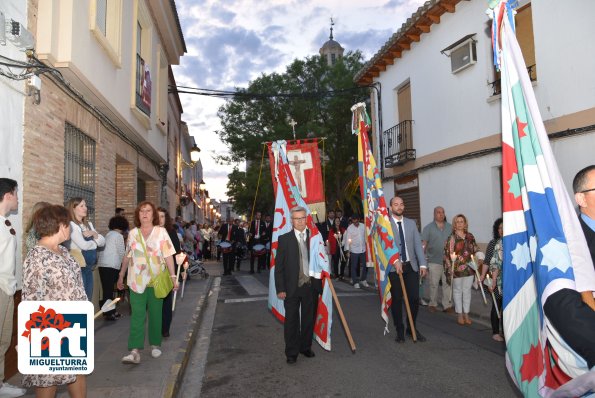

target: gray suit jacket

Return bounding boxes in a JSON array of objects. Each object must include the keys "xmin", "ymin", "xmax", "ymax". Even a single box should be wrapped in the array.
[{"xmin": 389, "ymin": 216, "xmax": 426, "ymax": 272}]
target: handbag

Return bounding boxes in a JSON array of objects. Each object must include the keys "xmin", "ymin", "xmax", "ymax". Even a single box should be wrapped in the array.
[
  {"xmin": 77, "ymin": 224, "xmax": 97, "ymax": 268},
  {"xmin": 138, "ymin": 230, "xmax": 173, "ymax": 299}
]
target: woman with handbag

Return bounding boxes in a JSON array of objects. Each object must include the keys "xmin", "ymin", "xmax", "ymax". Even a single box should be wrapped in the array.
[
  {"xmin": 117, "ymin": 201, "xmax": 178, "ymax": 364},
  {"xmin": 66, "ymin": 197, "xmax": 105, "ymax": 301}
]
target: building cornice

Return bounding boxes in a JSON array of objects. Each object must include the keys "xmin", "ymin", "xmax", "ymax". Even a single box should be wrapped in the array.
[{"xmin": 354, "ymin": 0, "xmax": 463, "ymax": 86}]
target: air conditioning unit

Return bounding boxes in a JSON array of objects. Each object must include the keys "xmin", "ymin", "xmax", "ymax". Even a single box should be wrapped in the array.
[{"xmin": 450, "ymin": 38, "xmax": 477, "ymax": 74}]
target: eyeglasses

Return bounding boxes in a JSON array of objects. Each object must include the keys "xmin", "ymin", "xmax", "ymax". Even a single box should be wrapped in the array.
[
  {"xmin": 580, "ymin": 188, "xmax": 595, "ymax": 194},
  {"xmin": 4, "ymin": 220, "xmax": 16, "ymax": 236},
  {"xmin": 292, "ymin": 217, "xmax": 307, "ymax": 221}
]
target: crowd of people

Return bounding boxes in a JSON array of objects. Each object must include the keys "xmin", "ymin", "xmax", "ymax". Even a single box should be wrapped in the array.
[{"xmin": 0, "ymin": 164, "xmax": 592, "ymax": 392}]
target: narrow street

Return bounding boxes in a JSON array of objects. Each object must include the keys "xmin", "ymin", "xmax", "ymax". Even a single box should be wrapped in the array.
[{"xmin": 181, "ymin": 263, "xmax": 520, "ymax": 398}]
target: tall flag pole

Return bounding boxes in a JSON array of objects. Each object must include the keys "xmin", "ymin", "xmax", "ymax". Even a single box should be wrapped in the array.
[
  {"xmin": 491, "ymin": 2, "xmax": 595, "ymax": 396},
  {"xmin": 352, "ymin": 103, "xmax": 400, "ymax": 333},
  {"xmin": 267, "ymin": 140, "xmax": 333, "ymax": 350}
]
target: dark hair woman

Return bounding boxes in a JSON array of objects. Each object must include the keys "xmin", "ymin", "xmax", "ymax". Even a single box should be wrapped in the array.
[
  {"xmin": 22, "ymin": 205, "xmax": 87, "ymax": 396},
  {"xmin": 97, "ymin": 216, "xmax": 130, "ymax": 321},
  {"xmin": 157, "ymin": 207, "xmax": 182, "ymax": 337}
]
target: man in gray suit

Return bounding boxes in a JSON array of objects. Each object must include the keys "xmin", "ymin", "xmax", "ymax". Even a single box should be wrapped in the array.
[{"xmin": 389, "ymin": 196, "xmax": 428, "ymax": 343}]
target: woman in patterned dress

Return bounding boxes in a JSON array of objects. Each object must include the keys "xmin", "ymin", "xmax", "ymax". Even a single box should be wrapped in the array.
[
  {"xmin": 117, "ymin": 202, "xmax": 178, "ymax": 364},
  {"xmin": 22, "ymin": 204, "xmax": 87, "ymax": 397},
  {"xmin": 443, "ymin": 214, "xmax": 483, "ymax": 326}
]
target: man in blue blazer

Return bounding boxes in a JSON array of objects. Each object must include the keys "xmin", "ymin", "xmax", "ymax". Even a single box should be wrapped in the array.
[
  {"xmin": 389, "ymin": 196, "xmax": 428, "ymax": 343},
  {"xmin": 275, "ymin": 206, "xmax": 322, "ymax": 364}
]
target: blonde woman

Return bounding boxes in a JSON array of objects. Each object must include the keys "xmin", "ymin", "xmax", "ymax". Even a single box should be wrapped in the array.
[
  {"xmin": 443, "ymin": 214, "xmax": 482, "ymax": 326},
  {"xmin": 66, "ymin": 197, "xmax": 105, "ymax": 301}
]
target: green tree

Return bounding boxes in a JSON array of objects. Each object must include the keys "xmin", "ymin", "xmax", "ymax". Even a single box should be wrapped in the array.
[{"xmin": 217, "ymin": 51, "xmax": 368, "ymax": 217}]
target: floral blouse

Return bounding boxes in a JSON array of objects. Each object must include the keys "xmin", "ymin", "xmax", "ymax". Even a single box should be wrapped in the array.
[
  {"xmin": 490, "ymin": 238, "xmax": 503, "ymax": 292},
  {"xmin": 443, "ymin": 232, "xmax": 480, "ymax": 278},
  {"xmin": 126, "ymin": 226, "xmax": 175, "ymax": 294}
]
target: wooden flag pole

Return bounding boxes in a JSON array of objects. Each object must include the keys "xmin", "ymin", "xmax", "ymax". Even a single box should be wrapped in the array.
[
  {"xmin": 327, "ymin": 277, "xmax": 356, "ymax": 352},
  {"xmin": 398, "ymin": 268, "xmax": 417, "ymax": 342}
]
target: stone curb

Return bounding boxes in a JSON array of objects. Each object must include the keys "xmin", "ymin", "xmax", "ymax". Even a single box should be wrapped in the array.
[{"xmin": 163, "ymin": 276, "xmax": 214, "ymax": 398}]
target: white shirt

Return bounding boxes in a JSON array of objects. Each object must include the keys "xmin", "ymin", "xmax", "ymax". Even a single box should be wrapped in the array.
[
  {"xmin": 293, "ymin": 228, "xmax": 308, "ymax": 242},
  {"xmin": 97, "ymin": 230, "xmax": 126, "ymax": 270},
  {"xmin": 391, "ymin": 215, "xmax": 410, "ymax": 261},
  {"xmin": 0, "ymin": 215, "xmax": 17, "ymax": 295},
  {"xmin": 343, "ymin": 223, "xmax": 366, "ymax": 254},
  {"xmin": 68, "ymin": 221, "xmax": 106, "ymax": 251}
]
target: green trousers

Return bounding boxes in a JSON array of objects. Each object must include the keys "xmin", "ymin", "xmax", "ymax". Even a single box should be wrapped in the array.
[{"xmin": 128, "ymin": 287, "xmax": 163, "ymax": 349}]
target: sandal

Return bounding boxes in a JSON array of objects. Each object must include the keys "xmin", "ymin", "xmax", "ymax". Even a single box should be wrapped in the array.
[
  {"xmin": 122, "ymin": 349, "xmax": 140, "ymax": 364},
  {"xmin": 492, "ymin": 334, "xmax": 504, "ymax": 342},
  {"xmin": 457, "ymin": 315, "xmax": 465, "ymax": 326},
  {"xmin": 464, "ymin": 314, "xmax": 472, "ymax": 325}
]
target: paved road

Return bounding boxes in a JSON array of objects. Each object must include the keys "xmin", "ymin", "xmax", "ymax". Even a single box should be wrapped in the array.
[{"xmin": 182, "ymin": 263, "xmax": 520, "ymax": 398}]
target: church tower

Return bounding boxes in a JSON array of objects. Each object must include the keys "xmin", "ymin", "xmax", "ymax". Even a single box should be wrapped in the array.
[{"xmin": 319, "ymin": 18, "xmax": 344, "ymax": 66}]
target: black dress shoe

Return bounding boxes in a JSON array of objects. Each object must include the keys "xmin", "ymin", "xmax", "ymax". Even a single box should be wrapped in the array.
[
  {"xmin": 395, "ymin": 335, "xmax": 405, "ymax": 343},
  {"xmin": 300, "ymin": 349, "xmax": 316, "ymax": 358},
  {"xmin": 286, "ymin": 356, "xmax": 297, "ymax": 364}
]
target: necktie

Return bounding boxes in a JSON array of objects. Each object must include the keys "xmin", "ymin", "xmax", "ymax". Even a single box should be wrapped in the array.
[
  {"xmin": 299, "ymin": 232, "xmax": 309, "ymax": 283},
  {"xmin": 397, "ymin": 221, "xmax": 407, "ymax": 262},
  {"xmin": 256, "ymin": 222, "xmax": 259, "ymax": 237},
  {"xmin": 227, "ymin": 224, "xmax": 232, "ymax": 241}
]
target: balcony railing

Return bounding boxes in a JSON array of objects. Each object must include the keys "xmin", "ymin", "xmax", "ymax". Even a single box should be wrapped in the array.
[
  {"xmin": 383, "ymin": 120, "xmax": 416, "ymax": 168},
  {"xmin": 489, "ymin": 64, "xmax": 537, "ymax": 96}
]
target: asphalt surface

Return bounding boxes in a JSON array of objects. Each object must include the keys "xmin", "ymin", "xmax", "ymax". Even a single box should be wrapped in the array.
[{"xmin": 188, "ymin": 262, "xmax": 520, "ymax": 398}]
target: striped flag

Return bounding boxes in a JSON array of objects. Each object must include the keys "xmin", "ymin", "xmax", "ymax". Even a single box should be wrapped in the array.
[
  {"xmin": 492, "ymin": 2, "xmax": 595, "ymax": 396},
  {"xmin": 267, "ymin": 140, "xmax": 333, "ymax": 350},
  {"xmin": 352, "ymin": 103, "xmax": 400, "ymax": 332}
]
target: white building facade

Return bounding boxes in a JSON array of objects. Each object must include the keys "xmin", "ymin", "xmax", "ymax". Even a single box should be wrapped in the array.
[{"xmin": 356, "ymin": 0, "xmax": 595, "ymax": 245}]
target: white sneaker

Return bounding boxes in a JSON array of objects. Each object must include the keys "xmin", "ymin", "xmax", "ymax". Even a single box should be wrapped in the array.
[
  {"xmin": 151, "ymin": 346, "xmax": 162, "ymax": 358},
  {"xmin": 121, "ymin": 349, "xmax": 140, "ymax": 364},
  {"xmin": 0, "ymin": 383, "xmax": 26, "ymax": 397},
  {"xmin": 360, "ymin": 281, "xmax": 369, "ymax": 288},
  {"xmin": 353, "ymin": 283, "xmax": 360, "ymax": 289},
  {"xmin": 420, "ymin": 298, "xmax": 429, "ymax": 306}
]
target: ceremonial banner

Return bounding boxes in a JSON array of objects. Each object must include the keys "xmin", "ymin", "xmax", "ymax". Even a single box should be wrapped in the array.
[
  {"xmin": 267, "ymin": 141, "xmax": 333, "ymax": 350},
  {"xmin": 268, "ymin": 139, "xmax": 326, "ymax": 218},
  {"xmin": 352, "ymin": 103, "xmax": 400, "ymax": 333},
  {"xmin": 492, "ymin": 2, "xmax": 595, "ymax": 396}
]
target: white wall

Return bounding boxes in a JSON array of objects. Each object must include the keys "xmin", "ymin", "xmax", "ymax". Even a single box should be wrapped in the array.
[
  {"xmin": 419, "ymin": 153, "xmax": 502, "ymax": 245},
  {"xmin": 0, "ymin": 0, "xmax": 26, "ymax": 284}
]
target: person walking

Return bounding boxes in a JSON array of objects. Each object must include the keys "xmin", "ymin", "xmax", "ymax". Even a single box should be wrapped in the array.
[
  {"xmin": 343, "ymin": 216, "xmax": 367, "ymax": 288},
  {"xmin": 248, "ymin": 212, "xmax": 267, "ymax": 273},
  {"xmin": 66, "ymin": 197, "xmax": 105, "ymax": 301},
  {"xmin": 421, "ymin": 206, "xmax": 453, "ymax": 313},
  {"xmin": 275, "ymin": 206, "xmax": 321, "ymax": 364},
  {"xmin": 444, "ymin": 214, "xmax": 482, "ymax": 326},
  {"xmin": 217, "ymin": 218, "xmax": 237, "ymax": 275},
  {"xmin": 0, "ymin": 178, "xmax": 26, "ymax": 398},
  {"xmin": 157, "ymin": 207, "xmax": 182, "ymax": 338},
  {"xmin": 388, "ymin": 196, "xmax": 428, "ymax": 343},
  {"xmin": 117, "ymin": 201, "xmax": 178, "ymax": 364},
  {"xmin": 97, "ymin": 215, "xmax": 129, "ymax": 321}
]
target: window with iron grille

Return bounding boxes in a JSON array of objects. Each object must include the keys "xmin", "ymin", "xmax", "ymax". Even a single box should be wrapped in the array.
[{"xmin": 64, "ymin": 123, "xmax": 96, "ymax": 223}]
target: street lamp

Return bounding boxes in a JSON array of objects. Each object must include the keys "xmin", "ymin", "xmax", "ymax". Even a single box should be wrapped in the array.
[
  {"xmin": 199, "ymin": 179, "xmax": 206, "ymax": 191},
  {"xmin": 181, "ymin": 145, "xmax": 201, "ymax": 169}
]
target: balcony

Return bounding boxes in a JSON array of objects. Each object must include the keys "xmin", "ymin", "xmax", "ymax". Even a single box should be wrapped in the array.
[
  {"xmin": 383, "ymin": 120, "xmax": 416, "ymax": 168},
  {"xmin": 489, "ymin": 64, "xmax": 537, "ymax": 96}
]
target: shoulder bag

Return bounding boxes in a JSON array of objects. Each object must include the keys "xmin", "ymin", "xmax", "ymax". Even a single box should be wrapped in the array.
[{"xmin": 138, "ymin": 230, "xmax": 173, "ymax": 298}]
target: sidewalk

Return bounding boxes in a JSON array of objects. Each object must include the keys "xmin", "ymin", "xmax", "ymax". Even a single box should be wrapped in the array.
[{"xmin": 9, "ymin": 262, "xmax": 218, "ymax": 398}]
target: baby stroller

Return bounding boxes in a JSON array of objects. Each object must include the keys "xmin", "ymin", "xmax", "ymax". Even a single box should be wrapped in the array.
[{"xmin": 183, "ymin": 249, "xmax": 209, "ymax": 279}]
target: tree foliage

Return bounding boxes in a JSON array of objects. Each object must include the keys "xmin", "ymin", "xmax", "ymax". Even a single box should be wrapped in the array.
[{"xmin": 218, "ymin": 51, "xmax": 368, "ymax": 217}]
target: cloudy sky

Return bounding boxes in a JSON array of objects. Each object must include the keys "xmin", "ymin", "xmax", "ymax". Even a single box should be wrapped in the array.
[{"xmin": 172, "ymin": 0, "xmax": 426, "ymax": 201}]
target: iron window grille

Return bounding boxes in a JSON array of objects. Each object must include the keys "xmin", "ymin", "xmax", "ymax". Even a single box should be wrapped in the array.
[{"xmin": 64, "ymin": 123, "xmax": 96, "ymax": 223}]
